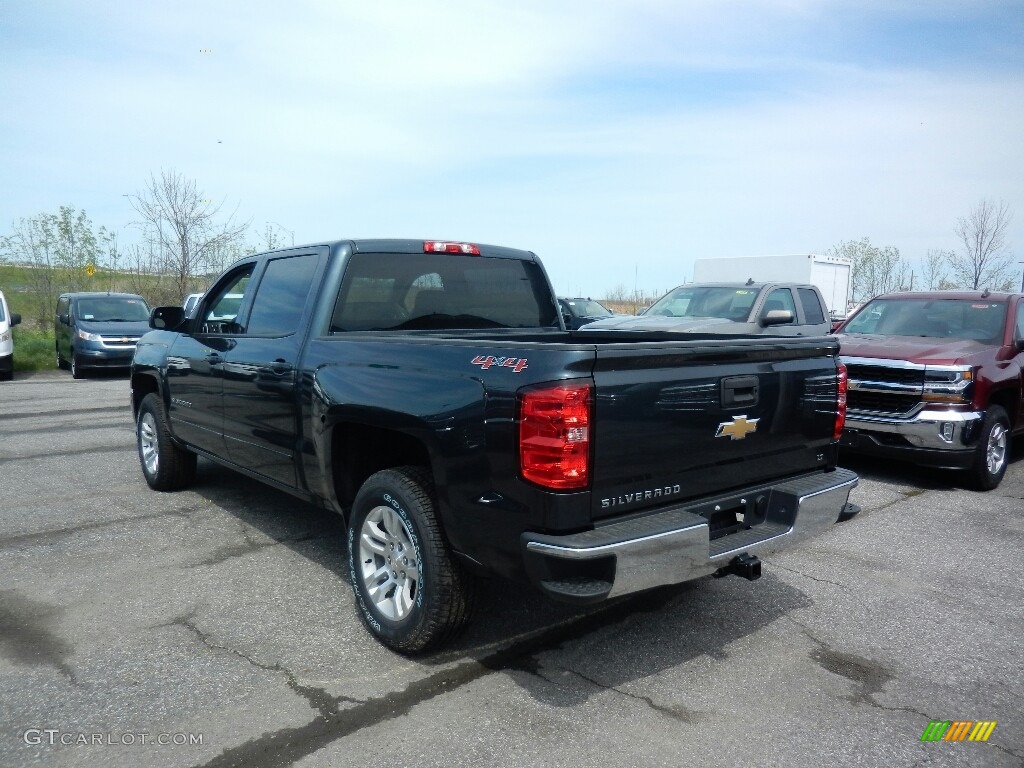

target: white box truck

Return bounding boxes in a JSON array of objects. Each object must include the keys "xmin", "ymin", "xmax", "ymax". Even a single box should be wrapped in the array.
[{"xmin": 692, "ymin": 254, "xmax": 852, "ymax": 319}]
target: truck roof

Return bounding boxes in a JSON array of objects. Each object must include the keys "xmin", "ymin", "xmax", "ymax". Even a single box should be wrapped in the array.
[
  {"xmin": 870, "ymin": 290, "xmax": 1020, "ymax": 302},
  {"xmin": 254, "ymin": 238, "xmax": 539, "ymax": 263}
]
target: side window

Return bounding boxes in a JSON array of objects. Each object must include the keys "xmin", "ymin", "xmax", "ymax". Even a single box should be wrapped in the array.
[
  {"xmin": 1015, "ymin": 302, "xmax": 1024, "ymax": 340},
  {"xmin": 797, "ymin": 288, "xmax": 825, "ymax": 324},
  {"xmin": 762, "ymin": 288, "xmax": 797, "ymax": 323},
  {"xmin": 56, "ymin": 297, "xmax": 69, "ymax": 317},
  {"xmin": 246, "ymin": 254, "xmax": 320, "ymax": 336},
  {"xmin": 201, "ymin": 265, "xmax": 254, "ymax": 334}
]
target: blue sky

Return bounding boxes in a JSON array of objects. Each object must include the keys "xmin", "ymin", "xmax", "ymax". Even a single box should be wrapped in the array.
[{"xmin": 2, "ymin": 0, "xmax": 1022, "ymax": 296}]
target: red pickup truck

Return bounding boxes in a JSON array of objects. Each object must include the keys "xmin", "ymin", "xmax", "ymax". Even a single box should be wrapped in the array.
[{"xmin": 836, "ymin": 291, "xmax": 1024, "ymax": 490}]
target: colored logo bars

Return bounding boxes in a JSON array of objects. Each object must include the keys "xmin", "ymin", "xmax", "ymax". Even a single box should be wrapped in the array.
[{"xmin": 920, "ymin": 721, "xmax": 997, "ymax": 742}]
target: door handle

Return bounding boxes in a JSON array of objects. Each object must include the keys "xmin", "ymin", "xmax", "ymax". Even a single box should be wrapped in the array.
[{"xmin": 269, "ymin": 358, "xmax": 291, "ymax": 375}]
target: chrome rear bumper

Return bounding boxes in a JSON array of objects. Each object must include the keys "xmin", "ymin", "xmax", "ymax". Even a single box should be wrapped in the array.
[{"xmin": 522, "ymin": 468, "xmax": 858, "ymax": 603}]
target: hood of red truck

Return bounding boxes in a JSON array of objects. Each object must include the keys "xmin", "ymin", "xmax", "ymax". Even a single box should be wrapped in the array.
[{"xmin": 837, "ymin": 333, "xmax": 992, "ymax": 365}]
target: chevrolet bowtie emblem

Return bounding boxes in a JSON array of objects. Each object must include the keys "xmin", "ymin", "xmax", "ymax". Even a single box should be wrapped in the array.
[{"xmin": 715, "ymin": 415, "xmax": 760, "ymax": 440}]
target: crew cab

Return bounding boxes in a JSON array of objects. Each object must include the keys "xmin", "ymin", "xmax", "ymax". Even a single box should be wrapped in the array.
[
  {"xmin": 836, "ymin": 290, "xmax": 1024, "ymax": 489},
  {"xmin": 581, "ymin": 282, "xmax": 832, "ymax": 336},
  {"xmin": 131, "ymin": 239, "xmax": 856, "ymax": 652}
]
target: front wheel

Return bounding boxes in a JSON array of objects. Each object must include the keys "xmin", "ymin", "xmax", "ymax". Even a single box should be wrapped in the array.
[
  {"xmin": 70, "ymin": 352, "xmax": 83, "ymax": 379},
  {"xmin": 347, "ymin": 466, "xmax": 475, "ymax": 654},
  {"xmin": 136, "ymin": 393, "xmax": 197, "ymax": 491},
  {"xmin": 969, "ymin": 406, "xmax": 1010, "ymax": 491}
]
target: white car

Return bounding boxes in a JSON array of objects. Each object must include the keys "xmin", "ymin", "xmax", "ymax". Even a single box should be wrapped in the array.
[{"xmin": 0, "ymin": 290, "xmax": 23, "ymax": 381}]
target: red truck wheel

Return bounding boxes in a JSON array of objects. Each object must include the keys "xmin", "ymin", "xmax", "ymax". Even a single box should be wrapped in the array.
[
  {"xmin": 347, "ymin": 466, "xmax": 475, "ymax": 653},
  {"xmin": 970, "ymin": 406, "xmax": 1010, "ymax": 491}
]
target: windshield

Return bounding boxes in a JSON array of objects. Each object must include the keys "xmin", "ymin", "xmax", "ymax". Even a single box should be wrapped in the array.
[
  {"xmin": 843, "ymin": 298, "xmax": 1006, "ymax": 342},
  {"xmin": 564, "ymin": 299, "xmax": 612, "ymax": 317},
  {"xmin": 76, "ymin": 297, "xmax": 151, "ymax": 322},
  {"xmin": 645, "ymin": 286, "xmax": 760, "ymax": 321},
  {"xmin": 332, "ymin": 252, "xmax": 559, "ymax": 331}
]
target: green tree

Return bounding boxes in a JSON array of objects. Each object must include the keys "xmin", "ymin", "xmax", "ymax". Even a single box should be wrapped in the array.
[
  {"xmin": 1, "ymin": 206, "xmax": 107, "ymax": 327},
  {"xmin": 829, "ymin": 237, "xmax": 908, "ymax": 302}
]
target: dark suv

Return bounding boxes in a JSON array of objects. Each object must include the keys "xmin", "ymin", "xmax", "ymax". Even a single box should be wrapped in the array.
[
  {"xmin": 55, "ymin": 292, "xmax": 151, "ymax": 378},
  {"xmin": 558, "ymin": 297, "xmax": 615, "ymax": 329}
]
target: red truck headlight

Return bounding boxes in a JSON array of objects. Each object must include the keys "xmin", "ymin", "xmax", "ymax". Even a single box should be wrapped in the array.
[
  {"xmin": 519, "ymin": 382, "xmax": 592, "ymax": 490},
  {"xmin": 922, "ymin": 366, "xmax": 974, "ymax": 404},
  {"xmin": 834, "ymin": 363, "xmax": 847, "ymax": 440}
]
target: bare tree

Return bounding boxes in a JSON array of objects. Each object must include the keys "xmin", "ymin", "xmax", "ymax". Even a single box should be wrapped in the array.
[
  {"xmin": 126, "ymin": 169, "xmax": 250, "ymax": 300},
  {"xmin": 949, "ymin": 200, "xmax": 1013, "ymax": 290},
  {"xmin": 921, "ymin": 249, "xmax": 952, "ymax": 291},
  {"xmin": 830, "ymin": 237, "xmax": 909, "ymax": 301}
]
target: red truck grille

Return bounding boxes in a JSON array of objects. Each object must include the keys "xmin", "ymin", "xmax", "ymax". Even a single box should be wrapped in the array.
[{"xmin": 845, "ymin": 362, "xmax": 925, "ymax": 416}]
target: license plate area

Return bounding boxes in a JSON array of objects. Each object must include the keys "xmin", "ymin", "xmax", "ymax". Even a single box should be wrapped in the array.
[{"xmin": 698, "ymin": 494, "xmax": 770, "ymax": 540}]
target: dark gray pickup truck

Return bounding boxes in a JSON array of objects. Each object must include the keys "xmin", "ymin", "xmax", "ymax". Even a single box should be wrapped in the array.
[{"xmin": 131, "ymin": 239, "xmax": 857, "ymax": 652}]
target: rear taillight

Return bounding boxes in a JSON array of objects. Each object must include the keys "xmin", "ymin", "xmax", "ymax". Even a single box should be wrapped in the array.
[
  {"xmin": 834, "ymin": 363, "xmax": 848, "ymax": 440},
  {"xmin": 518, "ymin": 382, "xmax": 592, "ymax": 490}
]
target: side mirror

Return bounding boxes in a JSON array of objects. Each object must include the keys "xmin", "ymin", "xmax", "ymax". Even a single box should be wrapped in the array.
[
  {"xmin": 1015, "ymin": 338, "xmax": 1024, "ymax": 352},
  {"xmin": 150, "ymin": 306, "xmax": 187, "ymax": 331},
  {"xmin": 562, "ymin": 313, "xmax": 573, "ymax": 327},
  {"xmin": 10, "ymin": 313, "xmax": 21, "ymax": 327},
  {"xmin": 761, "ymin": 309, "xmax": 795, "ymax": 327},
  {"xmin": 59, "ymin": 313, "xmax": 70, "ymax": 325}
]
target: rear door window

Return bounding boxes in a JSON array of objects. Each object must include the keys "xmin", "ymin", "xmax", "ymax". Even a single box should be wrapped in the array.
[
  {"xmin": 245, "ymin": 254, "xmax": 320, "ymax": 336},
  {"xmin": 797, "ymin": 288, "xmax": 825, "ymax": 324}
]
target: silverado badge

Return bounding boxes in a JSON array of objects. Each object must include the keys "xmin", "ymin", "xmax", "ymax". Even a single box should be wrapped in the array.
[{"xmin": 715, "ymin": 415, "xmax": 760, "ymax": 440}]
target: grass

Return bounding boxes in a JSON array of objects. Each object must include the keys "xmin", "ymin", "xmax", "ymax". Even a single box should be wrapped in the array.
[{"xmin": 10, "ymin": 327, "xmax": 55, "ymax": 372}]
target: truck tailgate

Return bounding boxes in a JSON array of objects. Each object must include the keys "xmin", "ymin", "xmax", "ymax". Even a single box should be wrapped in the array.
[{"xmin": 589, "ymin": 337, "xmax": 841, "ymax": 518}]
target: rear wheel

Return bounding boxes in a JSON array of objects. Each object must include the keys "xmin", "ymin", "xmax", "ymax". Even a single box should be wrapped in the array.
[
  {"xmin": 347, "ymin": 466, "xmax": 475, "ymax": 653},
  {"xmin": 136, "ymin": 393, "xmax": 197, "ymax": 491},
  {"xmin": 969, "ymin": 406, "xmax": 1010, "ymax": 491},
  {"xmin": 56, "ymin": 345, "xmax": 67, "ymax": 370}
]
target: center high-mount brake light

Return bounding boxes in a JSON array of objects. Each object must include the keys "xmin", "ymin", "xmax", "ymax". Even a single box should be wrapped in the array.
[
  {"xmin": 834, "ymin": 363, "xmax": 848, "ymax": 440},
  {"xmin": 518, "ymin": 382, "xmax": 592, "ymax": 490},
  {"xmin": 423, "ymin": 241, "xmax": 481, "ymax": 255}
]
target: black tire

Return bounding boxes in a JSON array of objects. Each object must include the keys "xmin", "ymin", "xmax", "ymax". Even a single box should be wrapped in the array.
[
  {"xmin": 968, "ymin": 406, "xmax": 1010, "ymax": 491},
  {"xmin": 56, "ymin": 345, "xmax": 67, "ymax": 370},
  {"xmin": 70, "ymin": 351, "xmax": 84, "ymax": 379},
  {"xmin": 347, "ymin": 466, "xmax": 475, "ymax": 654},
  {"xmin": 136, "ymin": 393, "xmax": 197, "ymax": 491}
]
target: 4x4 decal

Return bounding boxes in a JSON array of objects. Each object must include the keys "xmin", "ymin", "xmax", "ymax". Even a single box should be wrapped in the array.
[{"xmin": 471, "ymin": 355, "xmax": 528, "ymax": 373}]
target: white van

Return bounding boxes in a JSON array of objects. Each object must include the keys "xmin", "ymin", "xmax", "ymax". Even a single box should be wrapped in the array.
[{"xmin": 0, "ymin": 290, "xmax": 22, "ymax": 381}]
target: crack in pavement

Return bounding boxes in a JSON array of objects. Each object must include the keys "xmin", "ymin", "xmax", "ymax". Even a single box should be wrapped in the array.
[
  {"xmin": 558, "ymin": 666, "xmax": 701, "ymax": 723},
  {"xmin": 0, "ymin": 442, "xmax": 131, "ymax": 463},
  {"xmin": 0, "ymin": 507, "xmax": 199, "ymax": 551},
  {"xmin": 772, "ymin": 563, "xmax": 848, "ymax": 589},
  {"xmin": 188, "ymin": 586, "xmax": 680, "ymax": 768},
  {"xmin": 0, "ymin": 404, "xmax": 129, "ymax": 421},
  {"xmin": 162, "ymin": 611, "xmax": 364, "ymax": 721}
]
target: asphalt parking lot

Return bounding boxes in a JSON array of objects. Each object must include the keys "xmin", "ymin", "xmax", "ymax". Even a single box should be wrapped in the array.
[{"xmin": 1, "ymin": 371, "xmax": 1022, "ymax": 768}]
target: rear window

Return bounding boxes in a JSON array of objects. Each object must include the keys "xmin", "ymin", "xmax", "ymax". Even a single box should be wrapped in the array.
[
  {"xmin": 331, "ymin": 253, "xmax": 559, "ymax": 331},
  {"xmin": 843, "ymin": 298, "xmax": 1006, "ymax": 342}
]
